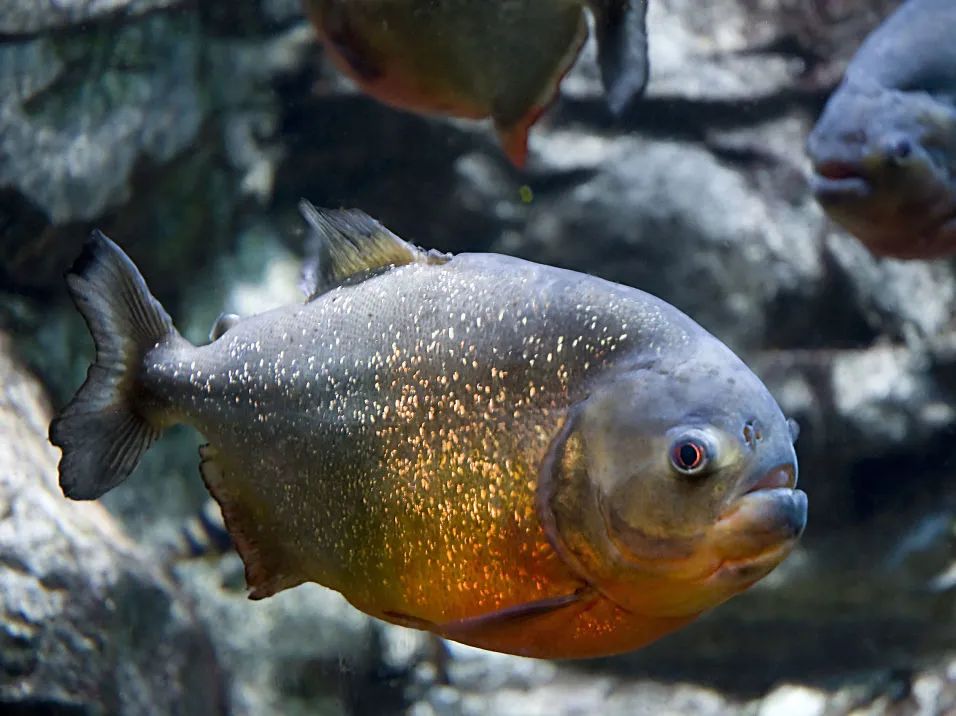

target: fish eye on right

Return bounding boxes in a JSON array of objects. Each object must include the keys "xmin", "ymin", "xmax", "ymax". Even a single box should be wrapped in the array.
[
  {"xmin": 882, "ymin": 134, "xmax": 914, "ymax": 162},
  {"xmin": 5, "ymin": 0, "xmax": 956, "ymax": 714}
]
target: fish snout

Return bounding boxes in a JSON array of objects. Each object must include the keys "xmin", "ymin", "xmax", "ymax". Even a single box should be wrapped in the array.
[
  {"xmin": 809, "ymin": 158, "xmax": 872, "ymax": 203},
  {"xmin": 705, "ymin": 484, "xmax": 806, "ymax": 590},
  {"xmin": 713, "ymin": 462, "xmax": 807, "ymax": 564}
]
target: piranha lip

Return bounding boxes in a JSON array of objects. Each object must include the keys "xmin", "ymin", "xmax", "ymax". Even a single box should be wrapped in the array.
[
  {"xmin": 743, "ymin": 465, "xmax": 796, "ymax": 494},
  {"xmin": 711, "ymin": 478, "xmax": 807, "ymax": 580},
  {"xmin": 737, "ymin": 463, "xmax": 797, "ymax": 499},
  {"xmin": 810, "ymin": 161, "xmax": 872, "ymax": 201},
  {"xmin": 814, "ymin": 160, "xmax": 863, "ymax": 181}
]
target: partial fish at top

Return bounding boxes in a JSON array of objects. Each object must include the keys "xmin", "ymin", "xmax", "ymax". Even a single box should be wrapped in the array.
[
  {"xmin": 303, "ymin": 0, "xmax": 651, "ymax": 166},
  {"xmin": 49, "ymin": 201, "xmax": 806, "ymax": 659}
]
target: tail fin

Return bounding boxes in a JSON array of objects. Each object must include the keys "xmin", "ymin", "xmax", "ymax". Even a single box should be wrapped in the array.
[{"xmin": 49, "ymin": 231, "xmax": 176, "ymax": 500}]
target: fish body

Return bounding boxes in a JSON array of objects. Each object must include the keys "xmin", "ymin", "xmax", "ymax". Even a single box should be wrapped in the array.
[
  {"xmin": 304, "ymin": 0, "xmax": 650, "ymax": 166},
  {"xmin": 806, "ymin": 0, "xmax": 956, "ymax": 259},
  {"xmin": 50, "ymin": 204, "xmax": 806, "ymax": 659}
]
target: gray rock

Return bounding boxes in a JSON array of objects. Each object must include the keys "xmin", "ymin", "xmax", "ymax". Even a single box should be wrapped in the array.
[
  {"xmin": 514, "ymin": 129, "xmax": 825, "ymax": 352},
  {"xmin": 0, "ymin": 0, "xmax": 313, "ymax": 297},
  {"xmin": 0, "ymin": 332, "xmax": 226, "ymax": 716},
  {"xmin": 0, "ymin": 0, "xmax": 181, "ymax": 35},
  {"xmin": 173, "ymin": 556, "xmax": 375, "ymax": 716},
  {"xmin": 0, "ymin": 11, "xmax": 203, "ymax": 224}
]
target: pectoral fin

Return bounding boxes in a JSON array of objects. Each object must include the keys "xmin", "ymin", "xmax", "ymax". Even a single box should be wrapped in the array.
[
  {"xmin": 589, "ymin": 0, "xmax": 650, "ymax": 115},
  {"xmin": 209, "ymin": 313, "xmax": 240, "ymax": 342},
  {"xmin": 387, "ymin": 587, "xmax": 598, "ymax": 657},
  {"xmin": 441, "ymin": 588, "xmax": 592, "ymax": 633}
]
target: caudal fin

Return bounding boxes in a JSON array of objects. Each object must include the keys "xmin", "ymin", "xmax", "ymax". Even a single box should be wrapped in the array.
[{"xmin": 49, "ymin": 231, "xmax": 176, "ymax": 500}]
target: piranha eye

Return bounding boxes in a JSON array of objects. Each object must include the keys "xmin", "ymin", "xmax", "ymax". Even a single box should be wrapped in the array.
[
  {"xmin": 669, "ymin": 432, "xmax": 714, "ymax": 476},
  {"xmin": 884, "ymin": 135, "xmax": 913, "ymax": 163}
]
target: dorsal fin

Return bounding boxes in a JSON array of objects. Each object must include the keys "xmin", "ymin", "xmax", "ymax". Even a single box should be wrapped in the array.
[{"xmin": 298, "ymin": 200, "xmax": 449, "ymax": 300}]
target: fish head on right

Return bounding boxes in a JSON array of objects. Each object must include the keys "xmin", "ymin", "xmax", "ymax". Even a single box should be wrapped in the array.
[
  {"xmin": 538, "ymin": 335, "xmax": 806, "ymax": 622},
  {"xmin": 806, "ymin": 77, "xmax": 956, "ymax": 258}
]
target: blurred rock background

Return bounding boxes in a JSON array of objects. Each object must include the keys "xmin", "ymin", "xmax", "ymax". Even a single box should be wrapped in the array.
[{"xmin": 2, "ymin": 0, "xmax": 955, "ymax": 714}]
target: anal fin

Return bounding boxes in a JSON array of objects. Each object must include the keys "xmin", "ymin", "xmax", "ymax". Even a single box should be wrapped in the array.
[
  {"xmin": 495, "ymin": 111, "xmax": 540, "ymax": 168},
  {"xmin": 198, "ymin": 444, "xmax": 304, "ymax": 599}
]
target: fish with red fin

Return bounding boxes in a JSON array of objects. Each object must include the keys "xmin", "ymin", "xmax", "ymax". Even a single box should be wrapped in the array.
[
  {"xmin": 304, "ymin": 0, "xmax": 650, "ymax": 166},
  {"xmin": 50, "ymin": 202, "xmax": 806, "ymax": 659}
]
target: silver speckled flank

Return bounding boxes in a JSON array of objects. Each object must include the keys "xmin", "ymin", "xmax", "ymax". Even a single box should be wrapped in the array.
[{"xmin": 141, "ymin": 252, "xmax": 699, "ymax": 615}]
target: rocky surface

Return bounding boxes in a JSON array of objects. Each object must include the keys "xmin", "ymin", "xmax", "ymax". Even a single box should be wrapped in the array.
[
  {"xmin": 172, "ymin": 551, "xmax": 379, "ymax": 716},
  {"xmin": 0, "ymin": 332, "xmax": 226, "ymax": 716},
  {"xmin": 0, "ymin": 1, "xmax": 181, "ymax": 35},
  {"xmin": 2, "ymin": 0, "xmax": 956, "ymax": 714}
]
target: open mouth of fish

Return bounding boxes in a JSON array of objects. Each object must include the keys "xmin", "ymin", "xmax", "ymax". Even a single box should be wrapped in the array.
[{"xmin": 809, "ymin": 160, "xmax": 872, "ymax": 200}]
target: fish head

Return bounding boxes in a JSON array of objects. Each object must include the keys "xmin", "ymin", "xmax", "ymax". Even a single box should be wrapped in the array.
[
  {"xmin": 806, "ymin": 78, "xmax": 956, "ymax": 257},
  {"xmin": 539, "ymin": 340, "xmax": 805, "ymax": 618}
]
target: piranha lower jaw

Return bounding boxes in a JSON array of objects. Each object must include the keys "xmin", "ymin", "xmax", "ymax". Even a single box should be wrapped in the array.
[
  {"xmin": 822, "ymin": 196, "xmax": 956, "ymax": 259},
  {"xmin": 809, "ymin": 161, "xmax": 956, "ymax": 258},
  {"xmin": 703, "ymin": 484, "xmax": 806, "ymax": 586},
  {"xmin": 809, "ymin": 163, "xmax": 872, "ymax": 202}
]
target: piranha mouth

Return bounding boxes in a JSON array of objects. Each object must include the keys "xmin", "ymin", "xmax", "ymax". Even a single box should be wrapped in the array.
[
  {"xmin": 707, "ymin": 463, "xmax": 807, "ymax": 584},
  {"xmin": 810, "ymin": 161, "xmax": 872, "ymax": 202},
  {"xmin": 741, "ymin": 463, "xmax": 797, "ymax": 494}
]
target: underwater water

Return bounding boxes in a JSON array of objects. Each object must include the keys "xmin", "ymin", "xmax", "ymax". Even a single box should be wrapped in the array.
[{"xmin": 1, "ymin": 0, "xmax": 955, "ymax": 714}]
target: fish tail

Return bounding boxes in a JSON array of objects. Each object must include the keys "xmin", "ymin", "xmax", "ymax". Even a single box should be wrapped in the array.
[{"xmin": 49, "ymin": 231, "xmax": 178, "ymax": 500}]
